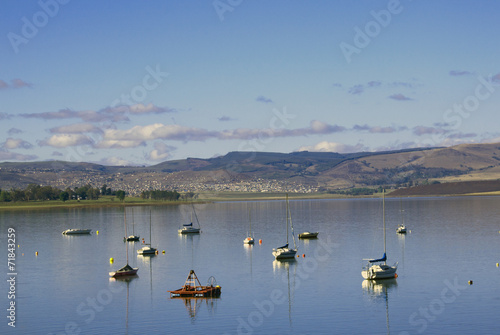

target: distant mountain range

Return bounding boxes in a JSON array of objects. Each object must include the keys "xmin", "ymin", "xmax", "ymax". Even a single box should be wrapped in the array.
[{"xmin": 1, "ymin": 142, "xmax": 500, "ymax": 195}]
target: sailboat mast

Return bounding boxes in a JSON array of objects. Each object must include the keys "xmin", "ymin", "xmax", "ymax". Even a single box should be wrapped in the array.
[
  {"xmin": 286, "ymin": 194, "xmax": 289, "ymax": 245},
  {"xmin": 249, "ymin": 208, "xmax": 252, "ymax": 237},
  {"xmin": 149, "ymin": 211, "xmax": 152, "ymax": 246},
  {"xmin": 125, "ymin": 209, "xmax": 129, "ymax": 264},
  {"xmin": 383, "ymin": 189, "xmax": 386, "ymax": 265}
]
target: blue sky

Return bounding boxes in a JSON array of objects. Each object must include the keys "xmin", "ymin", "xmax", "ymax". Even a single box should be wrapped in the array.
[{"xmin": 1, "ymin": 0, "xmax": 500, "ymax": 166}]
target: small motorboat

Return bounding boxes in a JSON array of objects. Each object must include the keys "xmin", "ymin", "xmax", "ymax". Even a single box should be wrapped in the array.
[
  {"xmin": 243, "ymin": 236, "xmax": 255, "ymax": 244},
  {"xmin": 168, "ymin": 270, "xmax": 221, "ymax": 298},
  {"xmin": 396, "ymin": 224, "xmax": 407, "ymax": 234},
  {"xmin": 124, "ymin": 235, "xmax": 140, "ymax": 242},
  {"xmin": 137, "ymin": 245, "xmax": 157, "ymax": 255},
  {"xmin": 109, "ymin": 264, "xmax": 138, "ymax": 278},
  {"xmin": 62, "ymin": 229, "xmax": 91, "ymax": 235},
  {"xmin": 298, "ymin": 231, "xmax": 319, "ymax": 239}
]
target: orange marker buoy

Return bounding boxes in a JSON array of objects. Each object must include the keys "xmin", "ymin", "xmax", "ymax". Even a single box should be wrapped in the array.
[
  {"xmin": 259, "ymin": 239, "xmax": 262, "ymax": 244},
  {"xmin": 302, "ymin": 254, "xmax": 305, "ymax": 258},
  {"xmin": 394, "ymin": 273, "xmax": 398, "ymax": 278}
]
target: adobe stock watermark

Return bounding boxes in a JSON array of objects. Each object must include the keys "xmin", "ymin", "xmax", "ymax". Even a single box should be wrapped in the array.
[
  {"xmin": 424, "ymin": 74, "xmax": 497, "ymax": 148},
  {"xmin": 60, "ymin": 63, "xmax": 168, "ymax": 163},
  {"xmin": 7, "ymin": 0, "xmax": 71, "ymax": 54},
  {"xmin": 110, "ymin": 64, "xmax": 169, "ymax": 107},
  {"xmin": 398, "ymin": 277, "xmax": 468, "ymax": 334},
  {"xmin": 194, "ymin": 106, "xmax": 296, "ymax": 205},
  {"xmin": 47, "ymin": 283, "xmax": 125, "ymax": 335},
  {"xmin": 223, "ymin": 235, "xmax": 337, "ymax": 334},
  {"xmin": 339, "ymin": 0, "xmax": 409, "ymax": 64},
  {"xmin": 213, "ymin": 0, "xmax": 243, "ymax": 22}
]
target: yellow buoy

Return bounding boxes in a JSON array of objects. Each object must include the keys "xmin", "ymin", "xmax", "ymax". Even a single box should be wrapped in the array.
[
  {"xmin": 96, "ymin": 230, "xmax": 99, "ymax": 235},
  {"xmin": 18, "ymin": 245, "xmax": 20, "ymax": 248},
  {"xmin": 35, "ymin": 251, "xmax": 38, "ymax": 256},
  {"xmin": 109, "ymin": 257, "xmax": 114, "ymax": 263},
  {"xmin": 496, "ymin": 263, "xmax": 499, "ymax": 267},
  {"xmin": 162, "ymin": 250, "xmax": 165, "ymax": 254},
  {"xmin": 468, "ymin": 280, "xmax": 473, "ymax": 285}
]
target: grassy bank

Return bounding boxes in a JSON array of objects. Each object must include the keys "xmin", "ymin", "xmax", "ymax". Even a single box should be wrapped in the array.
[
  {"xmin": 1, "ymin": 189, "xmax": 497, "ymax": 211},
  {"xmin": 0, "ymin": 192, "xmax": 359, "ymax": 211},
  {"xmin": 0, "ymin": 196, "xmax": 193, "ymax": 211}
]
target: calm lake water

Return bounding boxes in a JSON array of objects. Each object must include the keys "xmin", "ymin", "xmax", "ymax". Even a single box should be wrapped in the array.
[{"xmin": 1, "ymin": 196, "xmax": 500, "ymax": 334}]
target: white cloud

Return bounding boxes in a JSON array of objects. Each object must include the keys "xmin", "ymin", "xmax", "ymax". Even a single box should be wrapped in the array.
[
  {"xmin": 147, "ymin": 142, "xmax": 176, "ymax": 161},
  {"xmin": 96, "ymin": 139, "xmax": 146, "ymax": 149},
  {"xmin": 96, "ymin": 156, "xmax": 134, "ymax": 166},
  {"xmin": 3, "ymin": 138, "xmax": 33, "ymax": 149},
  {"xmin": 0, "ymin": 149, "xmax": 37, "ymax": 161},
  {"xmin": 49, "ymin": 123, "xmax": 102, "ymax": 134},
  {"xmin": 298, "ymin": 141, "xmax": 367, "ymax": 153},
  {"xmin": 39, "ymin": 134, "xmax": 94, "ymax": 148}
]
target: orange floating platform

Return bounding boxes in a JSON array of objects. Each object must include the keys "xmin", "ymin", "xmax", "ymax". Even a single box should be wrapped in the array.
[{"xmin": 168, "ymin": 270, "xmax": 221, "ymax": 298}]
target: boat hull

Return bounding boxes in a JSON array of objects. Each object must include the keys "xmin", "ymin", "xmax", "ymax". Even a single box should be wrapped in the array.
[
  {"xmin": 62, "ymin": 229, "xmax": 91, "ymax": 235},
  {"xmin": 298, "ymin": 232, "xmax": 318, "ymax": 239},
  {"xmin": 396, "ymin": 226, "xmax": 407, "ymax": 234},
  {"xmin": 243, "ymin": 237, "xmax": 254, "ymax": 244},
  {"xmin": 109, "ymin": 268, "xmax": 138, "ymax": 278},
  {"xmin": 361, "ymin": 263, "xmax": 398, "ymax": 280},
  {"xmin": 178, "ymin": 227, "xmax": 200, "ymax": 234},
  {"xmin": 125, "ymin": 235, "xmax": 140, "ymax": 241},
  {"xmin": 137, "ymin": 247, "xmax": 157, "ymax": 255},
  {"xmin": 169, "ymin": 286, "xmax": 221, "ymax": 298},
  {"xmin": 272, "ymin": 248, "xmax": 297, "ymax": 259}
]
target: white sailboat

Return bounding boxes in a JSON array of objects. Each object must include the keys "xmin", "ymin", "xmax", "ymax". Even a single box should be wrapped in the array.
[
  {"xmin": 396, "ymin": 198, "xmax": 408, "ymax": 234},
  {"xmin": 362, "ymin": 190, "xmax": 398, "ymax": 280},
  {"xmin": 272, "ymin": 194, "xmax": 297, "ymax": 260},
  {"xmin": 243, "ymin": 208, "xmax": 255, "ymax": 245},
  {"xmin": 110, "ymin": 210, "xmax": 138, "ymax": 277},
  {"xmin": 137, "ymin": 211, "xmax": 157, "ymax": 255},
  {"xmin": 178, "ymin": 204, "xmax": 201, "ymax": 234},
  {"xmin": 124, "ymin": 208, "xmax": 140, "ymax": 241}
]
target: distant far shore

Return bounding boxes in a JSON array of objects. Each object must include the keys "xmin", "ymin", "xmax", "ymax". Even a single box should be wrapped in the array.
[{"xmin": 1, "ymin": 187, "xmax": 499, "ymax": 211}]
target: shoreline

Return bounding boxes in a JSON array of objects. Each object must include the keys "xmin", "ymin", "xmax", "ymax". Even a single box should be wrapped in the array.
[{"xmin": 0, "ymin": 190, "xmax": 498, "ymax": 211}]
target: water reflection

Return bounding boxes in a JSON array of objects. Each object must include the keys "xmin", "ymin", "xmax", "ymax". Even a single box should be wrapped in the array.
[
  {"xmin": 397, "ymin": 233, "xmax": 406, "ymax": 271},
  {"xmin": 175, "ymin": 297, "xmax": 220, "ymax": 324},
  {"xmin": 362, "ymin": 279, "xmax": 398, "ymax": 334},
  {"xmin": 273, "ymin": 259, "xmax": 297, "ymax": 327},
  {"xmin": 243, "ymin": 243, "xmax": 253, "ymax": 279},
  {"xmin": 137, "ymin": 253, "xmax": 155, "ymax": 304},
  {"xmin": 109, "ymin": 275, "xmax": 138, "ymax": 335}
]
